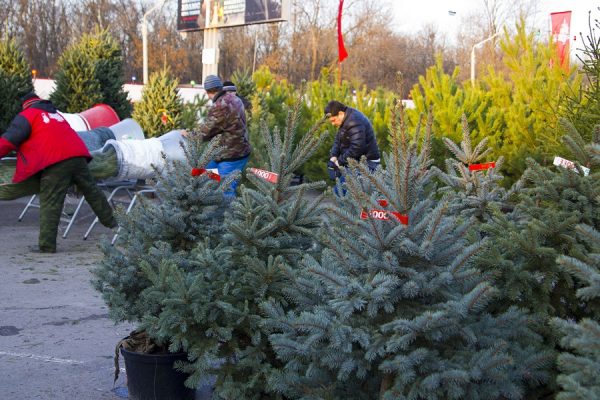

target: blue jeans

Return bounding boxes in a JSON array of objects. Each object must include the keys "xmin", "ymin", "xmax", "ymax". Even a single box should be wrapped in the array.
[
  {"xmin": 206, "ymin": 155, "xmax": 250, "ymax": 199},
  {"xmin": 331, "ymin": 160, "xmax": 380, "ymax": 197}
]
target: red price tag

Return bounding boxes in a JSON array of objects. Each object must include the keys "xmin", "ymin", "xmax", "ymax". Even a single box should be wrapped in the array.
[
  {"xmin": 360, "ymin": 209, "xmax": 408, "ymax": 225},
  {"xmin": 468, "ymin": 162, "xmax": 496, "ymax": 171},
  {"xmin": 389, "ymin": 212, "xmax": 409, "ymax": 225},
  {"xmin": 190, "ymin": 168, "xmax": 220, "ymax": 181},
  {"xmin": 250, "ymin": 167, "xmax": 279, "ymax": 183}
]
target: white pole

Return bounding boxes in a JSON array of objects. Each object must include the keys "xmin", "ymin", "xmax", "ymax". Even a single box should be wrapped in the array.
[
  {"xmin": 470, "ymin": 32, "xmax": 500, "ymax": 86},
  {"xmin": 201, "ymin": 0, "xmax": 221, "ymax": 83},
  {"xmin": 142, "ymin": 0, "xmax": 166, "ymax": 85},
  {"xmin": 252, "ymin": 30, "xmax": 259, "ymax": 75}
]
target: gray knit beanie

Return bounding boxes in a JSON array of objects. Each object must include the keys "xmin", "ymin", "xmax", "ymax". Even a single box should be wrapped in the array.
[{"xmin": 203, "ymin": 75, "xmax": 223, "ymax": 91}]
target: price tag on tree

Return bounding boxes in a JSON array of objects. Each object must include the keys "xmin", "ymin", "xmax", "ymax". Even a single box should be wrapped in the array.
[
  {"xmin": 553, "ymin": 156, "xmax": 590, "ymax": 176},
  {"xmin": 191, "ymin": 168, "xmax": 220, "ymax": 181},
  {"xmin": 360, "ymin": 199, "xmax": 408, "ymax": 225},
  {"xmin": 468, "ymin": 162, "xmax": 496, "ymax": 171},
  {"xmin": 249, "ymin": 168, "xmax": 279, "ymax": 183}
]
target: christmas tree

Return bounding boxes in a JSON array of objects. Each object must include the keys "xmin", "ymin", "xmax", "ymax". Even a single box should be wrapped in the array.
[
  {"xmin": 0, "ymin": 38, "xmax": 34, "ymax": 132},
  {"xmin": 132, "ymin": 67, "xmax": 183, "ymax": 138},
  {"xmin": 552, "ymin": 223, "xmax": 600, "ymax": 399},
  {"xmin": 563, "ymin": 11, "xmax": 600, "ymax": 141},
  {"xmin": 263, "ymin": 103, "xmax": 551, "ymax": 399},
  {"xmin": 94, "ymin": 97, "xmax": 330, "ymax": 398},
  {"xmin": 92, "ymin": 135, "xmax": 228, "ymax": 325},
  {"xmin": 433, "ymin": 114, "xmax": 517, "ymax": 222},
  {"xmin": 78, "ymin": 28, "xmax": 132, "ymax": 119},
  {"xmin": 142, "ymin": 100, "xmax": 329, "ymax": 399},
  {"xmin": 476, "ymin": 121, "xmax": 600, "ymax": 320},
  {"xmin": 50, "ymin": 29, "xmax": 130, "ymax": 116}
]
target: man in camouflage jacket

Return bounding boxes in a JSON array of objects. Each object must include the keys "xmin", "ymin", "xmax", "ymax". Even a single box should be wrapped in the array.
[{"xmin": 192, "ymin": 75, "xmax": 251, "ymax": 198}]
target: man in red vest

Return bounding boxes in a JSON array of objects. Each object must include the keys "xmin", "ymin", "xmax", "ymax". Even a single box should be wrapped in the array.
[{"xmin": 0, "ymin": 92, "xmax": 116, "ymax": 253}]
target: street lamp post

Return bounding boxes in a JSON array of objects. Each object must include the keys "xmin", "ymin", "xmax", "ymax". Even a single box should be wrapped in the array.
[
  {"xmin": 142, "ymin": 0, "xmax": 167, "ymax": 85},
  {"xmin": 470, "ymin": 32, "xmax": 500, "ymax": 86}
]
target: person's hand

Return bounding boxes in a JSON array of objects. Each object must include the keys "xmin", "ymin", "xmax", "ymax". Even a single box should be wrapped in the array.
[
  {"xmin": 330, "ymin": 156, "xmax": 339, "ymax": 167},
  {"xmin": 181, "ymin": 130, "xmax": 189, "ymax": 138}
]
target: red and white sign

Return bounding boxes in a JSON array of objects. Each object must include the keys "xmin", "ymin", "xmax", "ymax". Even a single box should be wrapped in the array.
[
  {"xmin": 469, "ymin": 162, "xmax": 496, "ymax": 171},
  {"xmin": 553, "ymin": 156, "xmax": 590, "ymax": 176},
  {"xmin": 551, "ymin": 11, "xmax": 572, "ymax": 70},
  {"xmin": 249, "ymin": 167, "xmax": 279, "ymax": 183}
]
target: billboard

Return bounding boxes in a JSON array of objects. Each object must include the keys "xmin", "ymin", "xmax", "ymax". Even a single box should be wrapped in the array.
[{"xmin": 178, "ymin": 0, "xmax": 290, "ymax": 32}]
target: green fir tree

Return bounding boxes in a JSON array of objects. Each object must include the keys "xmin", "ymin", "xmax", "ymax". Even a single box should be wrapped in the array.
[
  {"xmin": 263, "ymin": 103, "xmax": 551, "ymax": 399},
  {"xmin": 78, "ymin": 28, "xmax": 132, "ymax": 119},
  {"xmin": 50, "ymin": 29, "xmax": 131, "ymax": 116},
  {"xmin": 230, "ymin": 68, "xmax": 256, "ymax": 101},
  {"xmin": 563, "ymin": 8, "xmax": 600, "ymax": 140},
  {"xmin": 132, "ymin": 67, "xmax": 183, "ymax": 138},
  {"xmin": 0, "ymin": 38, "xmax": 34, "ymax": 131}
]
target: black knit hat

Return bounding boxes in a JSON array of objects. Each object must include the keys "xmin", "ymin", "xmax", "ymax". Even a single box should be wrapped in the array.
[
  {"xmin": 324, "ymin": 100, "xmax": 347, "ymax": 116},
  {"xmin": 21, "ymin": 92, "xmax": 41, "ymax": 109}
]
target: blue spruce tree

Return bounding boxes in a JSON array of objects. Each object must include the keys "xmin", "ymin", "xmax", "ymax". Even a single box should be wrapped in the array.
[
  {"xmin": 552, "ymin": 223, "xmax": 600, "ymax": 399},
  {"xmin": 433, "ymin": 114, "xmax": 518, "ymax": 222},
  {"xmin": 264, "ymin": 103, "xmax": 551, "ymax": 399},
  {"xmin": 120, "ymin": 99, "xmax": 330, "ymax": 398},
  {"xmin": 92, "ymin": 135, "xmax": 228, "ymax": 329}
]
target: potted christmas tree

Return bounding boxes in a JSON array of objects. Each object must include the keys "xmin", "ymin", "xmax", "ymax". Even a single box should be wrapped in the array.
[
  {"xmin": 93, "ymin": 96, "xmax": 330, "ymax": 398},
  {"xmin": 92, "ymin": 134, "xmax": 228, "ymax": 400},
  {"xmin": 118, "ymin": 99, "xmax": 329, "ymax": 398}
]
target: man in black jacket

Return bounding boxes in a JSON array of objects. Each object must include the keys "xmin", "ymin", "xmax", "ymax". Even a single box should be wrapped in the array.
[{"xmin": 325, "ymin": 100, "xmax": 380, "ymax": 184}]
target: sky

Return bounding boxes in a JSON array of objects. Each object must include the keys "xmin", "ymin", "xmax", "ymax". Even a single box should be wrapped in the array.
[{"xmin": 391, "ymin": 0, "xmax": 599, "ymax": 47}]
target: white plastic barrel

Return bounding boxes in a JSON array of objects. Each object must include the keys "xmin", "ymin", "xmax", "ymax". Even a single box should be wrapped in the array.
[{"xmin": 108, "ymin": 119, "xmax": 145, "ymax": 141}]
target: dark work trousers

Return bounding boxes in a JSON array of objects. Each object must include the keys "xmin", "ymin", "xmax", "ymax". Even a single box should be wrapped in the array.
[{"xmin": 38, "ymin": 157, "xmax": 116, "ymax": 252}]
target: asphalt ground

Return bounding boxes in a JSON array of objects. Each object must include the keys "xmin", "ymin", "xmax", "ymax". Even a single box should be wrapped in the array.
[
  {"xmin": 0, "ymin": 195, "xmax": 216, "ymax": 400},
  {"xmin": 0, "ymin": 196, "xmax": 138, "ymax": 399}
]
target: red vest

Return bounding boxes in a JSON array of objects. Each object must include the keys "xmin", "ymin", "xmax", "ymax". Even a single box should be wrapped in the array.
[{"xmin": 10, "ymin": 107, "xmax": 91, "ymax": 183}]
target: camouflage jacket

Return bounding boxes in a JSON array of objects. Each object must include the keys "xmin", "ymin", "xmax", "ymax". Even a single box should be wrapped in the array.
[{"xmin": 195, "ymin": 91, "xmax": 251, "ymax": 161}]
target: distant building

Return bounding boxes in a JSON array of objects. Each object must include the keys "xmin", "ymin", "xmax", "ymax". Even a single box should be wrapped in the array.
[{"xmin": 33, "ymin": 79, "xmax": 206, "ymax": 103}]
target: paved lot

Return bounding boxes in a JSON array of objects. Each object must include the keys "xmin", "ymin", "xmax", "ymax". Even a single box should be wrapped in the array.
[
  {"xmin": 0, "ymin": 196, "xmax": 136, "ymax": 399},
  {"xmin": 0, "ymin": 196, "xmax": 214, "ymax": 399}
]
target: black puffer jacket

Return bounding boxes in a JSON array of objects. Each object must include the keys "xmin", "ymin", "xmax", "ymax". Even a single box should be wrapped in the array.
[{"xmin": 330, "ymin": 107, "xmax": 380, "ymax": 166}]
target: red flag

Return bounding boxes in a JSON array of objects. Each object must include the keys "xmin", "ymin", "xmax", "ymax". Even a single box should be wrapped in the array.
[
  {"xmin": 551, "ymin": 11, "xmax": 572, "ymax": 70},
  {"xmin": 337, "ymin": 0, "xmax": 348, "ymax": 63}
]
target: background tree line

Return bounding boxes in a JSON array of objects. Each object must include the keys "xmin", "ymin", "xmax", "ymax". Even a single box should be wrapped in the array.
[{"xmin": 0, "ymin": 0, "xmax": 541, "ymax": 91}]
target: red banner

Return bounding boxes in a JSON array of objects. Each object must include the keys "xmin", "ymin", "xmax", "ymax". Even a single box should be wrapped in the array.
[
  {"xmin": 249, "ymin": 167, "xmax": 279, "ymax": 183},
  {"xmin": 551, "ymin": 11, "xmax": 572, "ymax": 70},
  {"xmin": 337, "ymin": 0, "xmax": 348, "ymax": 63}
]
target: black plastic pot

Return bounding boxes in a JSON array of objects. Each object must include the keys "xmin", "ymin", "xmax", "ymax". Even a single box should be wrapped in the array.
[{"xmin": 120, "ymin": 347, "xmax": 195, "ymax": 400}]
